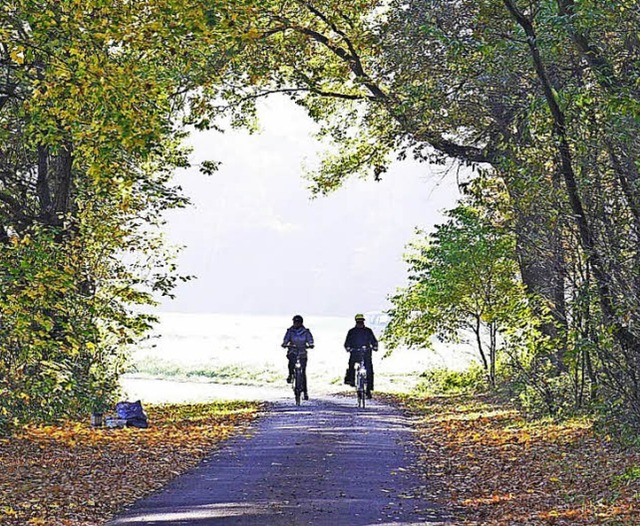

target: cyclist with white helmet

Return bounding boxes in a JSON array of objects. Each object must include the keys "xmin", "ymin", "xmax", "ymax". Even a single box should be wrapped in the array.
[{"xmin": 344, "ymin": 313, "xmax": 378, "ymax": 399}]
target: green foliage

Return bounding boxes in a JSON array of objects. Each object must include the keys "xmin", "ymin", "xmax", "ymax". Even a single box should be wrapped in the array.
[
  {"xmin": 514, "ymin": 372, "xmax": 577, "ymax": 418},
  {"xmin": 612, "ymin": 465, "xmax": 640, "ymax": 489},
  {"xmin": 593, "ymin": 407, "xmax": 640, "ymax": 449},
  {"xmin": 1, "ymin": 0, "xmax": 639, "ymax": 433},
  {"xmin": 203, "ymin": 0, "xmax": 640, "ymax": 428},
  {"xmin": 0, "ymin": 216, "xmax": 168, "ymax": 429},
  {"xmin": 0, "ymin": 0, "xmax": 215, "ymax": 431},
  {"xmin": 414, "ymin": 364, "xmax": 487, "ymax": 395},
  {"xmin": 385, "ymin": 202, "xmax": 517, "ymax": 337},
  {"xmin": 383, "ymin": 186, "xmax": 530, "ymax": 387}
]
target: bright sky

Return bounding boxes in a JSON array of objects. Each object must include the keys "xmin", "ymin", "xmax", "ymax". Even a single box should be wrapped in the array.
[{"xmin": 159, "ymin": 96, "xmax": 462, "ymax": 317}]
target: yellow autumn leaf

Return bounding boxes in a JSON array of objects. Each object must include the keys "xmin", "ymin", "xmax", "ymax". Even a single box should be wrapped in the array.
[
  {"xmin": 9, "ymin": 49, "xmax": 24, "ymax": 64},
  {"xmin": 1, "ymin": 506, "xmax": 17, "ymax": 517},
  {"xmin": 245, "ymin": 27, "xmax": 261, "ymax": 39}
]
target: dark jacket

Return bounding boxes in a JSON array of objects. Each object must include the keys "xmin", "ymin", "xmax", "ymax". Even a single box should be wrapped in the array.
[
  {"xmin": 344, "ymin": 326, "xmax": 378, "ymax": 350},
  {"xmin": 282, "ymin": 326, "xmax": 314, "ymax": 351}
]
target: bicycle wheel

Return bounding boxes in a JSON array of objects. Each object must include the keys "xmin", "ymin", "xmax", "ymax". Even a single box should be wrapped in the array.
[
  {"xmin": 356, "ymin": 365, "xmax": 367, "ymax": 408},
  {"xmin": 294, "ymin": 367, "xmax": 303, "ymax": 406}
]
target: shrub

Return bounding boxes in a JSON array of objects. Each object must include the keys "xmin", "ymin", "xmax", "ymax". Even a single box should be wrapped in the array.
[{"xmin": 414, "ymin": 363, "xmax": 487, "ymax": 395}]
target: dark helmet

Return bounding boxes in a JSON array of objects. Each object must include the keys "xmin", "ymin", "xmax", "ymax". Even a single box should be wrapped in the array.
[{"xmin": 293, "ymin": 314, "xmax": 303, "ymax": 323}]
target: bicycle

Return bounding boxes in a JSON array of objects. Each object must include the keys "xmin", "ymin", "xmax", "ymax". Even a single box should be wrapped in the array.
[
  {"xmin": 286, "ymin": 344, "xmax": 309, "ymax": 406},
  {"xmin": 293, "ymin": 352, "xmax": 305, "ymax": 405},
  {"xmin": 349, "ymin": 346, "xmax": 369, "ymax": 409}
]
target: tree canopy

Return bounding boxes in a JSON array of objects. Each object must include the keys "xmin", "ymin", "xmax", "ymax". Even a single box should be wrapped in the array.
[
  {"xmin": 3, "ymin": 0, "xmax": 640, "ymax": 430},
  {"xmin": 0, "ymin": 0, "xmax": 227, "ymax": 429},
  {"xmin": 385, "ymin": 199, "xmax": 525, "ymax": 385},
  {"xmin": 199, "ymin": 0, "xmax": 640, "ymax": 422}
]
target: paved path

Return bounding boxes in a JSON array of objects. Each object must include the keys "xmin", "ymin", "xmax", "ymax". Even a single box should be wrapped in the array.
[{"xmin": 107, "ymin": 394, "xmax": 449, "ymax": 525}]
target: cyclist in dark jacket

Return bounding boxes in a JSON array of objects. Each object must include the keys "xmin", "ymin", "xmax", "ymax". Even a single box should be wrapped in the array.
[
  {"xmin": 282, "ymin": 314, "xmax": 314, "ymax": 400},
  {"xmin": 344, "ymin": 313, "xmax": 378, "ymax": 398}
]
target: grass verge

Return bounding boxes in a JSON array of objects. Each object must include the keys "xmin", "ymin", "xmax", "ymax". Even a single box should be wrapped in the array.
[
  {"xmin": 129, "ymin": 359, "xmax": 282, "ymax": 385},
  {"xmin": 382, "ymin": 392, "xmax": 640, "ymax": 525},
  {"xmin": 0, "ymin": 401, "xmax": 262, "ymax": 526}
]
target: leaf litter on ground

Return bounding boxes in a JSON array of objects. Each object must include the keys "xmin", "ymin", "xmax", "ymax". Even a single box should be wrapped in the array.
[
  {"xmin": 4, "ymin": 394, "xmax": 640, "ymax": 525},
  {"xmin": 0, "ymin": 401, "xmax": 262, "ymax": 526},
  {"xmin": 381, "ymin": 393, "xmax": 640, "ymax": 525}
]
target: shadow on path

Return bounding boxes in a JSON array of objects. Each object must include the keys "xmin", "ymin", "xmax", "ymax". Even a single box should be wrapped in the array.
[{"xmin": 107, "ymin": 394, "xmax": 450, "ymax": 525}]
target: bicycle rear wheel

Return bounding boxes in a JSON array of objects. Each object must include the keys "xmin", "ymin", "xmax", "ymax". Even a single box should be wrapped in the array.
[
  {"xmin": 356, "ymin": 365, "xmax": 367, "ymax": 408},
  {"xmin": 294, "ymin": 367, "xmax": 304, "ymax": 406}
]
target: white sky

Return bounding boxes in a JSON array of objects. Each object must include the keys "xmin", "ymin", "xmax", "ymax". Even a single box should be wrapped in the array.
[{"xmin": 158, "ymin": 95, "xmax": 463, "ymax": 317}]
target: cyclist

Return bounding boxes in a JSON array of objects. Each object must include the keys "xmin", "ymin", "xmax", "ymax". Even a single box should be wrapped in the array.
[
  {"xmin": 281, "ymin": 314, "xmax": 314, "ymax": 400},
  {"xmin": 344, "ymin": 313, "xmax": 378, "ymax": 399}
]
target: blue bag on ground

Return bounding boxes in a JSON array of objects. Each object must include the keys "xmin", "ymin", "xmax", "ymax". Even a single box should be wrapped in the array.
[{"xmin": 115, "ymin": 400, "xmax": 149, "ymax": 428}]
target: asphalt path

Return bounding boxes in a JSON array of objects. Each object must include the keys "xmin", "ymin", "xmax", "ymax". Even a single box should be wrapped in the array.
[{"xmin": 107, "ymin": 394, "xmax": 450, "ymax": 525}]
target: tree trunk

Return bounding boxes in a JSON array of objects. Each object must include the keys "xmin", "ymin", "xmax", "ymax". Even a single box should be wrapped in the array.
[
  {"xmin": 36, "ymin": 142, "xmax": 73, "ymax": 228},
  {"xmin": 473, "ymin": 314, "xmax": 490, "ymax": 384},
  {"xmin": 506, "ymin": 179, "xmax": 568, "ymax": 371},
  {"xmin": 489, "ymin": 321, "xmax": 497, "ymax": 387}
]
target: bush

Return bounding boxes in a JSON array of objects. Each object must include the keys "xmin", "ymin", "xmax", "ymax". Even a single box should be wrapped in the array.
[
  {"xmin": 592, "ymin": 396, "xmax": 640, "ymax": 447},
  {"xmin": 414, "ymin": 363, "xmax": 487, "ymax": 395},
  {"xmin": 513, "ymin": 373, "xmax": 577, "ymax": 417}
]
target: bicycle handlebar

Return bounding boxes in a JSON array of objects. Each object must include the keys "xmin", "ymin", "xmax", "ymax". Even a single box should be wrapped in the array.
[
  {"xmin": 346, "ymin": 345, "xmax": 378, "ymax": 353},
  {"xmin": 283, "ymin": 342, "xmax": 314, "ymax": 349}
]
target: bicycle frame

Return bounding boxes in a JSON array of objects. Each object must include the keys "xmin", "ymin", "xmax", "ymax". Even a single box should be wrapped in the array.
[{"xmin": 286, "ymin": 343, "xmax": 307, "ymax": 406}]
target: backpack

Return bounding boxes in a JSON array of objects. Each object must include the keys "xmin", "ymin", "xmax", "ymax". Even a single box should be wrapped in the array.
[{"xmin": 115, "ymin": 400, "xmax": 149, "ymax": 429}]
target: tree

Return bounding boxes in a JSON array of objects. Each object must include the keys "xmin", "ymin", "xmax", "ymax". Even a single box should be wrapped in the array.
[
  {"xmin": 385, "ymin": 196, "xmax": 525, "ymax": 387},
  {"xmin": 195, "ymin": 0, "xmax": 571, "ymax": 346},
  {"xmin": 199, "ymin": 0, "xmax": 640, "ymax": 423},
  {"xmin": 0, "ymin": 0, "xmax": 223, "ymax": 429}
]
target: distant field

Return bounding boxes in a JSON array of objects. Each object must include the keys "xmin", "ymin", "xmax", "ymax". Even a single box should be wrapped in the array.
[{"xmin": 122, "ymin": 312, "xmax": 474, "ymax": 403}]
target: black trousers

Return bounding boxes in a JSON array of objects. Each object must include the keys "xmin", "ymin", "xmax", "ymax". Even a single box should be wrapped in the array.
[
  {"xmin": 287, "ymin": 352, "xmax": 308, "ymax": 393},
  {"xmin": 345, "ymin": 351, "xmax": 374, "ymax": 392}
]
